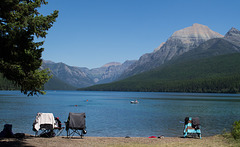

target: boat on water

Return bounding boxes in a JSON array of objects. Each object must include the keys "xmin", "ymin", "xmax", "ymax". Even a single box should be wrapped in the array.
[{"xmin": 130, "ymin": 100, "xmax": 139, "ymax": 104}]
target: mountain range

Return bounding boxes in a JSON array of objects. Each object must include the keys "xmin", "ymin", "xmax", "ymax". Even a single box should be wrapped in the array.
[
  {"xmin": 81, "ymin": 26, "xmax": 240, "ymax": 92},
  {"xmin": 41, "ymin": 60, "xmax": 136, "ymax": 89},
  {"xmin": 119, "ymin": 23, "xmax": 224, "ymax": 78},
  {"xmin": 42, "ymin": 23, "xmax": 240, "ymax": 91}
]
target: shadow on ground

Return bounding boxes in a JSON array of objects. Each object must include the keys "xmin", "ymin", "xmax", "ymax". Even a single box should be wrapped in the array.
[{"xmin": 0, "ymin": 136, "xmax": 34, "ymax": 147}]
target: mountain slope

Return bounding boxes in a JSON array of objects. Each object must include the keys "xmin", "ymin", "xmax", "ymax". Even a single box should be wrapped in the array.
[
  {"xmin": 224, "ymin": 27, "xmax": 240, "ymax": 46},
  {"xmin": 170, "ymin": 27, "xmax": 240, "ymax": 63},
  {"xmin": 41, "ymin": 62, "xmax": 94, "ymax": 88},
  {"xmin": 80, "ymin": 53, "xmax": 240, "ymax": 93},
  {"xmin": 87, "ymin": 60, "xmax": 136, "ymax": 84},
  {"xmin": 81, "ymin": 27, "xmax": 240, "ymax": 93},
  {"xmin": 41, "ymin": 60, "xmax": 136, "ymax": 88},
  {"xmin": 120, "ymin": 23, "xmax": 223, "ymax": 79},
  {"xmin": 170, "ymin": 38, "xmax": 240, "ymax": 63},
  {"xmin": 42, "ymin": 26, "xmax": 240, "ymax": 90},
  {"xmin": 44, "ymin": 76, "xmax": 77, "ymax": 90}
]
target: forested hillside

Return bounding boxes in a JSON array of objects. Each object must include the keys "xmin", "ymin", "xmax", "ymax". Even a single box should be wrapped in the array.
[
  {"xmin": 80, "ymin": 53, "xmax": 240, "ymax": 93},
  {"xmin": 44, "ymin": 76, "xmax": 77, "ymax": 90},
  {"xmin": 0, "ymin": 73, "xmax": 19, "ymax": 90},
  {"xmin": 0, "ymin": 73, "xmax": 76, "ymax": 91}
]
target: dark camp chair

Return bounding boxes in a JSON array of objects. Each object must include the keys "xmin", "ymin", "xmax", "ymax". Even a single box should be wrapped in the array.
[
  {"xmin": 33, "ymin": 113, "xmax": 64, "ymax": 137},
  {"xmin": 183, "ymin": 117, "xmax": 201, "ymax": 139},
  {"xmin": 65, "ymin": 112, "xmax": 87, "ymax": 138},
  {"xmin": 37, "ymin": 124, "xmax": 55, "ymax": 137}
]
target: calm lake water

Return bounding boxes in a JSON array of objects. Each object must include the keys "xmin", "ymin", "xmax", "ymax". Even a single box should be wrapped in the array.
[{"xmin": 1, "ymin": 90, "xmax": 240, "ymax": 137}]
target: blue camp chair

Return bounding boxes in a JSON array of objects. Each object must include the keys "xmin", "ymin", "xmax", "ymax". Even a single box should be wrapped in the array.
[{"xmin": 183, "ymin": 117, "xmax": 201, "ymax": 139}]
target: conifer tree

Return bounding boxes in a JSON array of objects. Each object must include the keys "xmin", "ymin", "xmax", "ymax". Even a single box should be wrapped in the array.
[{"xmin": 0, "ymin": 0, "xmax": 58, "ymax": 96}]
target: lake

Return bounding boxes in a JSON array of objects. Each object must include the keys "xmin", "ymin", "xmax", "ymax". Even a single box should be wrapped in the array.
[{"xmin": 1, "ymin": 90, "xmax": 240, "ymax": 137}]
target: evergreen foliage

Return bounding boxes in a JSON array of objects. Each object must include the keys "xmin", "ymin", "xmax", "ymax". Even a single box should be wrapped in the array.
[
  {"xmin": 0, "ymin": 73, "xmax": 20, "ymax": 90},
  {"xmin": 232, "ymin": 120, "xmax": 240, "ymax": 140},
  {"xmin": 0, "ymin": 0, "xmax": 58, "ymax": 95},
  {"xmin": 80, "ymin": 53, "xmax": 240, "ymax": 93}
]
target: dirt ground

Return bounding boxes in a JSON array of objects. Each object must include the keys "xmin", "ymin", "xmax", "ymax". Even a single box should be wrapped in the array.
[{"xmin": 0, "ymin": 134, "xmax": 232, "ymax": 147}]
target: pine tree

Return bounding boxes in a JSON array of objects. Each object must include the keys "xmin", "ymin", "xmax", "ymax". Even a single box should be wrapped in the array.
[{"xmin": 0, "ymin": 0, "xmax": 58, "ymax": 96}]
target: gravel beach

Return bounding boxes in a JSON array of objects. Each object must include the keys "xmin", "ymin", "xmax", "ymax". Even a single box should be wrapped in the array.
[{"xmin": 0, "ymin": 134, "xmax": 232, "ymax": 147}]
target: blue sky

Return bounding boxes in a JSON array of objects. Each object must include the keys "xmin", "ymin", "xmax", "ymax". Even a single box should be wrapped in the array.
[{"xmin": 39, "ymin": 0, "xmax": 240, "ymax": 69}]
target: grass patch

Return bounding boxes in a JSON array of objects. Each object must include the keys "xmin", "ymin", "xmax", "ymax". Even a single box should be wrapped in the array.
[{"xmin": 222, "ymin": 132, "xmax": 240, "ymax": 146}]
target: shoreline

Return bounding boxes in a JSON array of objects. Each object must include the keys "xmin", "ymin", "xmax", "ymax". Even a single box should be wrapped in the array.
[{"xmin": 0, "ymin": 134, "xmax": 232, "ymax": 147}]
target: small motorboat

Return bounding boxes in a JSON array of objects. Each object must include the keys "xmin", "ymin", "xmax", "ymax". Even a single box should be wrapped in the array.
[{"xmin": 130, "ymin": 100, "xmax": 139, "ymax": 104}]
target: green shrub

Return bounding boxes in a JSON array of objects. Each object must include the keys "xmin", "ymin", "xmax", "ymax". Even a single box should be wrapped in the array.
[{"xmin": 232, "ymin": 120, "xmax": 240, "ymax": 139}]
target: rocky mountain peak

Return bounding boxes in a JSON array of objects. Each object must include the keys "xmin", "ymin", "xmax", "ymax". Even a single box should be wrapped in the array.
[
  {"xmin": 224, "ymin": 27, "xmax": 240, "ymax": 38},
  {"xmin": 42, "ymin": 60, "xmax": 135, "ymax": 88},
  {"xmin": 226, "ymin": 27, "xmax": 240, "ymax": 35},
  {"xmin": 156, "ymin": 23, "xmax": 224, "ymax": 62},
  {"xmin": 170, "ymin": 23, "xmax": 223, "ymax": 41},
  {"xmin": 101, "ymin": 62, "xmax": 122, "ymax": 68},
  {"xmin": 224, "ymin": 27, "xmax": 240, "ymax": 45},
  {"xmin": 120, "ymin": 24, "xmax": 224, "ymax": 78}
]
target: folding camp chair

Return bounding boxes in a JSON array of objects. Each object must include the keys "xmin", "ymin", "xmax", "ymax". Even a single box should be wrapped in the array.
[
  {"xmin": 65, "ymin": 112, "xmax": 87, "ymax": 138},
  {"xmin": 183, "ymin": 117, "xmax": 201, "ymax": 139},
  {"xmin": 33, "ymin": 113, "xmax": 64, "ymax": 137},
  {"xmin": 54, "ymin": 117, "xmax": 65, "ymax": 136}
]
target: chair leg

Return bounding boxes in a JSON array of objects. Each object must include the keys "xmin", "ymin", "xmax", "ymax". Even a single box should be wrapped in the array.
[
  {"xmin": 55, "ymin": 129, "xmax": 63, "ymax": 136},
  {"xmin": 67, "ymin": 130, "xmax": 84, "ymax": 138},
  {"xmin": 184, "ymin": 132, "xmax": 187, "ymax": 138}
]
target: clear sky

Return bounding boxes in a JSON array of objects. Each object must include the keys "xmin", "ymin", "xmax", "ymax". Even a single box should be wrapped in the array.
[{"xmin": 39, "ymin": 0, "xmax": 240, "ymax": 69}]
